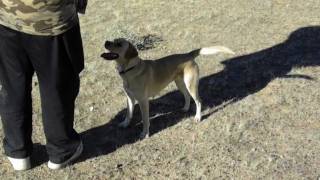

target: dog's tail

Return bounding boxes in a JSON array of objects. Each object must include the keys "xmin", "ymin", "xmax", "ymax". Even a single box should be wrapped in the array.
[{"xmin": 189, "ymin": 46, "xmax": 235, "ymax": 58}]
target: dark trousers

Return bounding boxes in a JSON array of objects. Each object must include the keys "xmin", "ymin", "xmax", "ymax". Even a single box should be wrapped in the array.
[{"xmin": 0, "ymin": 24, "xmax": 84, "ymax": 163}]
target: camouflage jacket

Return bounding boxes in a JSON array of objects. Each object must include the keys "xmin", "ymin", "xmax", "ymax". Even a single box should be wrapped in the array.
[{"xmin": 0, "ymin": 0, "xmax": 78, "ymax": 36}]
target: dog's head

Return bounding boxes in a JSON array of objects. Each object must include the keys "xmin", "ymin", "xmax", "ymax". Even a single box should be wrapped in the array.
[{"xmin": 101, "ymin": 38, "xmax": 138, "ymax": 65}]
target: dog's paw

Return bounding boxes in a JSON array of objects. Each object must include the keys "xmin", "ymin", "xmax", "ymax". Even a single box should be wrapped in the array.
[
  {"xmin": 194, "ymin": 115, "xmax": 201, "ymax": 122},
  {"xmin": 118, "ymin": 120, "xmax": 130, "ymax": 128},
  {"xmin": 139, "ymin": 132, "xmax": 149, "ymax": 139}
]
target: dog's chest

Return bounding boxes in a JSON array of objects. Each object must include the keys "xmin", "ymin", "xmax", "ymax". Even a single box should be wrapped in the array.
[
  {"xmin": 122, "ymin": 78, "xmax": 136, "ymax": 96},
  {"xmin": 122, "ymin": 79, "xmax": 130, "ymax": 91}
]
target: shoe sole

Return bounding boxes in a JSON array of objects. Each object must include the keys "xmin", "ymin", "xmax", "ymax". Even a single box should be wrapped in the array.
[{"xmin": 48, "ymin": 141, "xmax": 83, "ymax": 170}]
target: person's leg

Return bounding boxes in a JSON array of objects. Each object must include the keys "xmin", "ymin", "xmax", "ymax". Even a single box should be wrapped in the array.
[
  {"xmin": 0, "ymin": 25, "xmax": 34, "ymax": 170},
  {"xmin": 21, "ymin": 24, "xmax": 84, "ymax": 165}
]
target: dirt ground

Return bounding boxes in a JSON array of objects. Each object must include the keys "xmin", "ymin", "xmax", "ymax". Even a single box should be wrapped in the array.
[{"xmin": 1, "ymin": 0, "xmax": 320, "ymax": 179}]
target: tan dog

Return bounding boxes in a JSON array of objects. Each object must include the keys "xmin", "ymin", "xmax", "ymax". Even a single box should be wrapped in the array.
[{"xmin": 101, "ymin": 38, "xmax": 234, "ymax": 138}]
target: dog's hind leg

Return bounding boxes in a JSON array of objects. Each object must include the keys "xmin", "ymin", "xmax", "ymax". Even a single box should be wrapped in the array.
[
  {"xmin": 119, "ymin": 92, "xmax": 136, "ymax": 128},
  {"xmin": 175, "ymin": 78, "xmax": 191, "ymax": 112},
  {"xmin": 184, "ymin": 64, "xmax": 202, "ymax": 122}
]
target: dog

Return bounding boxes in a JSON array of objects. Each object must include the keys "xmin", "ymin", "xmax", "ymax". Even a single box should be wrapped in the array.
[{"xmin": 101, "ymin": 38, "xmax": 234, "ymax": 138}]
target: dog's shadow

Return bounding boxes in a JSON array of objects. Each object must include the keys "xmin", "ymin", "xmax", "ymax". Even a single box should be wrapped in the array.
[{"xmin": 78, "ymin": 26, "xmax": 320, "ymax": 163}]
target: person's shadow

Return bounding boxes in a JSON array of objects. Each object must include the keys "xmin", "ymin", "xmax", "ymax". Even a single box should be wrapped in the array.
[{"xmin": 77, "ymin": 26, "xmax": 320, "ymax": 163}]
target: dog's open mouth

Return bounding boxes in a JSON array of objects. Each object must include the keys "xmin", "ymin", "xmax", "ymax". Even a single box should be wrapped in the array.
[{"xmin": 101, "ymin": 52, "xmax": 119, "ymax": 60}]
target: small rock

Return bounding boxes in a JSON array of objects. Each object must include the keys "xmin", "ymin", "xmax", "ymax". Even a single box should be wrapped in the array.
[{"xmin": 89, "ymin": 106, "xmax": 94, "ymax": 112}]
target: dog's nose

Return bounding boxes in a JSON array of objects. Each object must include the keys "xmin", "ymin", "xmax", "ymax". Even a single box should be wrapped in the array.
[{"xmin": 105, "ymin": 41, "xmax": 113, "ymax": 48}]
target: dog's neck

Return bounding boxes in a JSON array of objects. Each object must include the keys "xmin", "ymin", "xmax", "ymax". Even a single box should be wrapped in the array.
[{"xmin": 117, "ymin": 57, "xmax": 142, "ymax": 75}]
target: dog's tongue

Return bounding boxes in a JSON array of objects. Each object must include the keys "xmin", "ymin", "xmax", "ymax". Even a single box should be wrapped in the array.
[{"xmin": 101, "ymin": 52, "xmax": 119, "ymax": 60}]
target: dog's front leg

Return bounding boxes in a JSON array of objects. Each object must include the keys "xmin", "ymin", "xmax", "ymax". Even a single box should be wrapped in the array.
[
  {"xmin": 138, "ymin": 99, "xmax": 150, "ymax": 139},
  {"xmin": 119, "ymin": 93, "xmax": 135, "ymax": 128}
]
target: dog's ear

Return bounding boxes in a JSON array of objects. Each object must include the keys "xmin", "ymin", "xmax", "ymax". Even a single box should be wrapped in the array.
[{"xmin": 125, "ymin": 43, "xmax": 138, "ymax": 59}]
